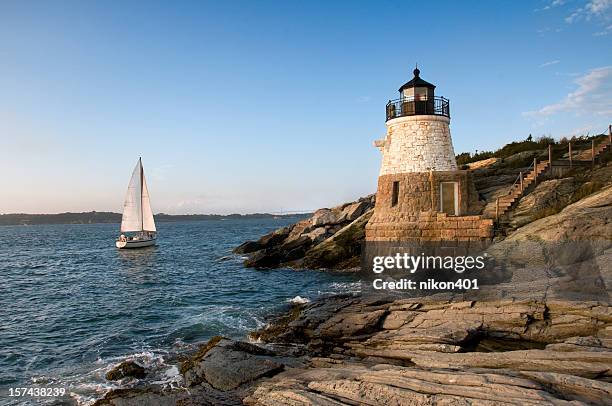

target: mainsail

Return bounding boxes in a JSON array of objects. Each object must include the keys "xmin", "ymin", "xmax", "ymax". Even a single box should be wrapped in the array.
[{"xmin": 120, "ymin": 158, "xmax": 156, "ymax": 233}]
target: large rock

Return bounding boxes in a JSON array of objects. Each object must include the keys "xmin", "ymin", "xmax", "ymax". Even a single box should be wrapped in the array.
[
  {"xmin": 93, "ymin": 383, "xmax": 244, "ymax": 406},
  {"xmin": 284, "ymin": 219, "xmax": 312, "ymax": 243},
  {"xmin": 238, "ymin": 194, "xmax": 375, "ymax": 270},
  {"xmin": 303, "ymin": 227, "xmax": 328, "ymax": 244},
  {"xmin": 484, "ymin": 185, "xmax": 612, "ymax": 301},
  {"xmin": 182, "ymin": 337, "xmax": 284, "ymax": 391},
  {"xmin": 341, "ymin": 200, "xmax": 369, "ymax": 222},
  {"xmin": 510, "ymin": 177, "xmax": 580, "ymax": 228},
  {"xmin": 233, "ymin": 227, "xmax": 290, "ymax": 254},
  {"xmin": 105, "ymin": 360, "xmax": 146, "ymax": 381},
  {"xmin": 510, "ymin": 183, "xmax": 612, "ymax": 240},
  {"xmin": 243, "ymin": 248, "xmax": 283, "ymax": 268},
  {"xmin": 242, "ymin": 234, "xmax": 314, "ymax": 269},
  {"xmin": 233, "ymin": 240, "xmax": 262, "ymax": 255},
  {"xmin": 317, "ymin": 309, "xmax": 387, "ymax": 339},
  {"xmin": 301, "ymin": 209, "xmax": 372, "ymax": 270},
  {"xmin": 407, "ymin": 349, "xmax": 612, "ymax": 379},
  {"xmin": 245, "ymin": 360, "xmax": 612, "ymax": 406},
  {"xmin": 311, "ymin": 208, "xmax": 344, "ymax": 227}
]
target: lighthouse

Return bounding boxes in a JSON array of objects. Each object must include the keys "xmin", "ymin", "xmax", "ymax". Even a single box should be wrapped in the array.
[{"xmin": 366, "ymin": 68, "xmax": 493, "ymax": 242}]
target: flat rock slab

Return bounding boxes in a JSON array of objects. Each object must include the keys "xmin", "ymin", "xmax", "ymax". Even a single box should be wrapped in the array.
[
  {"xmin": 183, "ymin": 339, "xmax": 284, "ymax": 391},
  {"xmin": 245, "ymin": 362, "xmax": 607, "ymax": 405},
  {"xmin": 93, "ymin": 384, "xmax": 243, "ymax": 406}
]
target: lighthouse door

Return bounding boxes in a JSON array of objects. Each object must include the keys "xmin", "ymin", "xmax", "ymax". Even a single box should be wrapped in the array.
[{"xmin": 440, "ymin": 182, "xmax": 459, "ymax": 216}]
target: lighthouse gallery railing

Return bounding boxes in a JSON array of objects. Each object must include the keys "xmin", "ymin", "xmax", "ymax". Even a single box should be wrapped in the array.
[{"xmin": 386, "ymin": 96, "xmax": 450, "ymax": 121}]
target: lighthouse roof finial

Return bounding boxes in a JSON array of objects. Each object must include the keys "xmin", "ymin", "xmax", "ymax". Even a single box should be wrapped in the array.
[{"xmin": 398, "ymin": 64, "xmax": 435, "ymax": 92}]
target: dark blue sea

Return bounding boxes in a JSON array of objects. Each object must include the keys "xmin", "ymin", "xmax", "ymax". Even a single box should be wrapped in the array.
[{"xmin": 0, "ymin": 219, "xmax": 359, "ymax": 405}]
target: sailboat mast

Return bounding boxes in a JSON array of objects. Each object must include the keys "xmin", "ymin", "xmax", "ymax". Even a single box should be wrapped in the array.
[{"xmin": 140, "ymin": 158, "xmax": 144, "ymax": 232}]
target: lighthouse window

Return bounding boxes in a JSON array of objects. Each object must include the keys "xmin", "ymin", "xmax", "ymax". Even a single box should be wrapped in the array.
[
  {"xmin": 391, "ymin": 181, "xmax": 400, "ymax": 207},
  {"xmin": 414, "ymin": 87, "xmax": 427, "ymax": 101},
  {"xmin": 440, "ymin": 182, "xmax": 459, "ymax": 215}
]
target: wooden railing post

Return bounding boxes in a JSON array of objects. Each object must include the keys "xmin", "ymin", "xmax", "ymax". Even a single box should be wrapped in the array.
[
  {"xmin": 533, "ymin": 158, "xmax": 537, "ymax": 186},
  {"xmin": 592, "ymin": 139, "xmax": 595, "ymax": 167},
  {"xmin": 495, "ymin": 198, "xmax": 499, "ymax": 221},
  {"xmin": 609, "ymin": 124, "xmax": 611, "ymax": 145},
  {"xmin": 548, "ymin": 144, "xmax": 552, "ymax": 165},
  {"xmin": 519, "ymin": 171, "xmax": 523, "ymax": 192},
  {"xmin": 569, "ymin": 142, "xmax": 572, "ymax": 168}
]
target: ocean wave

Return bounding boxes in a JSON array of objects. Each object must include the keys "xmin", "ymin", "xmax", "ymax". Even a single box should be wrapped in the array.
[
  {"xmin": 29, "ymin": 349, "xmax": 184, "ymax": 406},
  {"xmin": 287, "ymin": 295, "xmax": 310, "ymax": 304}
]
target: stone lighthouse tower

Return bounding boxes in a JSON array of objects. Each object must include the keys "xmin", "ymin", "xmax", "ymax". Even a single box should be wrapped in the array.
[{"xmin": 366, "ymin": 68, "xmax": 493, "ymax": 242}]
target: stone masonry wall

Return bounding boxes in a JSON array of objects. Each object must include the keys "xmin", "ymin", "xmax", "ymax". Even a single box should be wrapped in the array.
[
  {"xmin": 371, "ymin": 171, "xmax": 483, "ymax": 218},
  {"xmin": 366, "ymin": 212, "xmax": 494, "ymax": 242},
  {"xmin": 376, "ymin": 115, "xmax": 457, "ymax": 175},
  {"xmin": 365, "ymin": 171, "xmax": 492, "ymax": 242}
]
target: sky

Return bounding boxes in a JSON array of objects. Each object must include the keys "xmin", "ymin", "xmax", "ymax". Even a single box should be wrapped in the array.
[{"xmin": 0, "ymin": 0, "xmax": 611, "ymax": 214}]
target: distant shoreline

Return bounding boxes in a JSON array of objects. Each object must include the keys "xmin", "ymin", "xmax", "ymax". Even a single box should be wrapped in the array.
[{"xmin": 0, "ymin": 211, "xmax": 311, "ymax": 226}]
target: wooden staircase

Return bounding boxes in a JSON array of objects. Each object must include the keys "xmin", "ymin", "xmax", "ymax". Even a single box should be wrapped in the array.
[
  {"xmin": 574, "ymin": 138, "xmax": 611, "ymax": 161},
  {"xmin": 483, "ymin": 159, "xmax": 551, "ymax": 220},
  {"xmin": 483, "ymin": 128, "xmax": 612, "ymax": 222}
]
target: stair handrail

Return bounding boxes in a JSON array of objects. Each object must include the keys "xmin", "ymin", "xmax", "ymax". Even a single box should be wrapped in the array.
[
  {"xmin": 492, "ymin": 124, "xmax": 610, "ymax": 227},
  {"xmin": 507, "ymin": 159, "xmax": 535, "ymax": 196}
]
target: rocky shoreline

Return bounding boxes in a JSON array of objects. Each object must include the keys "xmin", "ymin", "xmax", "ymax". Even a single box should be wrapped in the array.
[
  {"xmin": 94, "ymin": 294, "xmax": 612, "ymax": 405},
  {"xmin": 93, "ymin": 161, "xmax": 612, "ymax": 405}
]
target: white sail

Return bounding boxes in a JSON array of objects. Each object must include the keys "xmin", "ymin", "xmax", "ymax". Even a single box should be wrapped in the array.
[
  {"xmin": 141, "ymin": 169, "xmax": 156, "ymax": 232},
  {"xmin": 120, "ymin": 160, "xmax": 143, "ymax": 232}
]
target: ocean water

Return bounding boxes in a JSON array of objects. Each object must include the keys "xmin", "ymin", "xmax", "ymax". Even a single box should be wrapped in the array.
[{"xmin": 0, "ymin": 219, "xmax": 359, "ymax": 405}]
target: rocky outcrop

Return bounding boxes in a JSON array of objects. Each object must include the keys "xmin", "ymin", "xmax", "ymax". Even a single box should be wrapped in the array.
[
  {"xmin": 95, "ymin": 337, "xmax": 291, "ymax": 406},
  {"xmin": 236, "ymin": 195, "xmax": 375, "ymax": 270},
  {"xmin": 105, "ymin": 360, "xmax": 147, "ymax": 381},
  {"xmin": 503, "ymin": 184, "xmax": 612, "ymax": 241},
  {"xmin": 244, "ymin": 295, "xmax": 612, "ymax": 406},
  {"xmin": 302, "ymin": 210, "xmax": 372, "ymax": 270},
  {"xmin": 234, "ymin": 227, "xmax": 291, "ymax": 255},
  {"xmin": 246, "ymin": 362, "xmax": 611, "ymax": 405},
  {"xmin": 509, "ymin": 177, "xmax": 580, "ymax": 228},
  {"xmin": 182, "ymin": 338, "xmax": 284, "ymax": 390}
]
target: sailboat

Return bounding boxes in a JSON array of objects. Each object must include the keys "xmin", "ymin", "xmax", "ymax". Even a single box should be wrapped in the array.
[{"xmin": 116, "ymin": 158, "xmax": 157, "ymax": 249}]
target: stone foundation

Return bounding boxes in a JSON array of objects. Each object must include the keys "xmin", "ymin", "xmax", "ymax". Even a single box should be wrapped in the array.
[
  {"xmin": 372, "ymin": 171, "xmax": 483, "ymax": 216},
  {"xmin": 366, "ymin": 212, "xmax": 494, "ymax": 242},
  {"xmin": 366, "ymin": 171, "xmax": 493, "ymax": 242}
]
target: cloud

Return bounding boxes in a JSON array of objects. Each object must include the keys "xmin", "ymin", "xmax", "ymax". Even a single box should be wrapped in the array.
[
  {"xmin": 535, "ymin": 0, "xmax": 567, "ymax": 12},
  {"xmin": 539, "ymin": 60, "xmax": 561, "ymax": 68},
  {"xmin": 594, "ymin": 23, "xmax": 612, "ymax": 34},
  {"xmin": 566, "ymin": 0, "xmax": 612, "ymax": 23},
  {"xmin": 523, "ymin": 66, "xmax": 612, "ymax": 118}
]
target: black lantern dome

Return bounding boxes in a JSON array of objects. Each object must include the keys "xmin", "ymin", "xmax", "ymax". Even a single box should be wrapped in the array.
[
  {"xmin": 398, "ymin": 68, "xmax": 436, "ymax": 94},
  {"xmin": 386, "ymin": 67, "xmax": 449, "ymax": 121}
]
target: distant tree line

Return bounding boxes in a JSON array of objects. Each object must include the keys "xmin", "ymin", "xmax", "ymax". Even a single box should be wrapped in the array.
[{"xmin": 0, "ymin": 211, "xmax": 310, "ymax": 226}]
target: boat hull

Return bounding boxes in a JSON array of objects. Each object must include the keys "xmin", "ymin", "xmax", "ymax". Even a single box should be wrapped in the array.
[{"xmin": 116, "ymin": 238, "xmax": 157, "ymax": 249}]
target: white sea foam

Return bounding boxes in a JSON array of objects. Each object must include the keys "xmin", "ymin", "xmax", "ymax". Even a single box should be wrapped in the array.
[
  {"xmin": 317, "ymin": 281, "xmax": 361, "ymax": 296},
  {"xmin": 47, "ymin": 349, "xmax": 184, "ymax": 405},
  {"xmin": 288, "ymin": 295, "xmax": 310, "ymax": 304}
]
